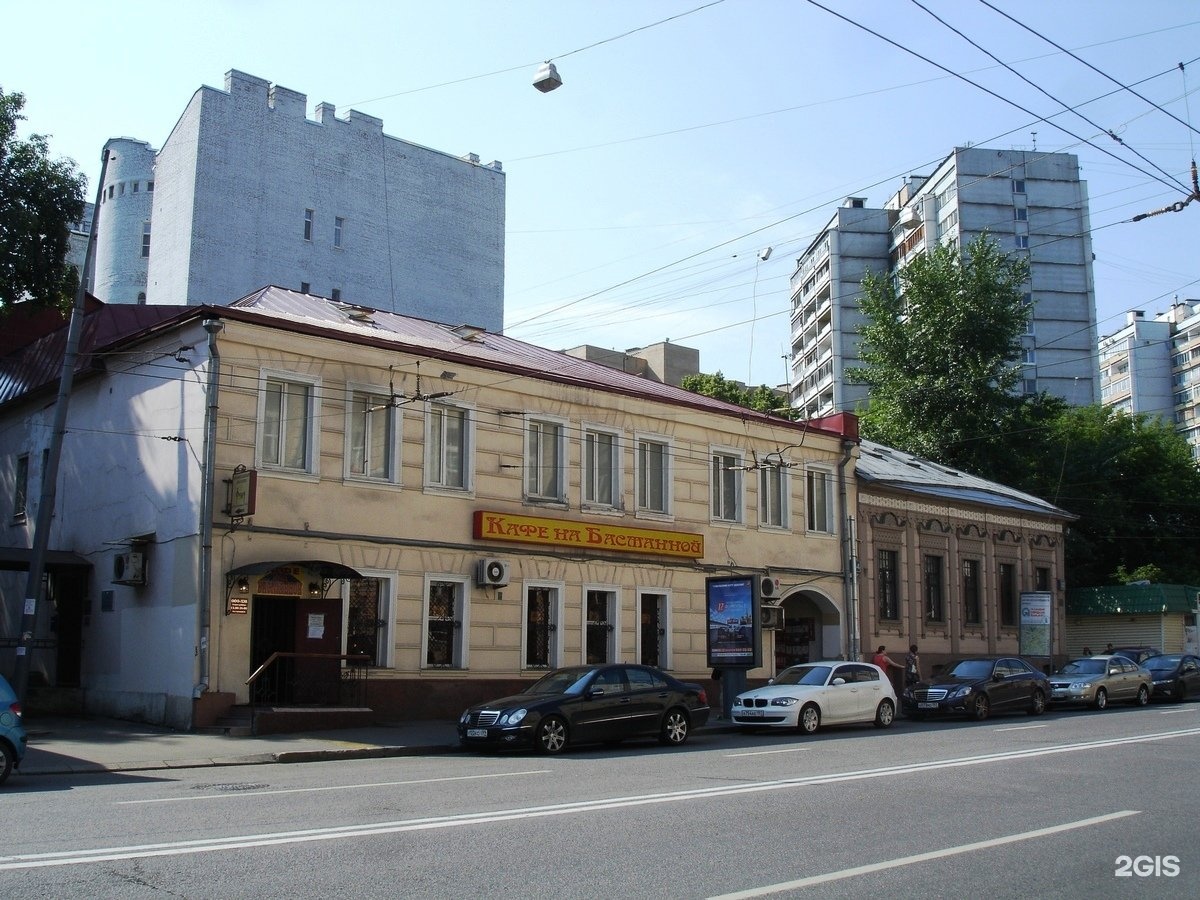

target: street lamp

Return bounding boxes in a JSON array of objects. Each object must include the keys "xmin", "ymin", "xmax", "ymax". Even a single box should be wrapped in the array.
[{"xmin": 533, "ymin": 61, "xmax": 563, "ymax": 93}]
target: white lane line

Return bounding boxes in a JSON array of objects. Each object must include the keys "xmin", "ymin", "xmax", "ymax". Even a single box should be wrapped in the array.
[
  {"xmin": 725, "ymin": 748, "xmax": 809, "ymax": 758},
  {"xmin": 993, "ymin": 724, "xmax": 1048, "ymax": 732},
  {"xmin": 4, "ymin": 728, "xmax": 1196, "ymax": 871},
  {"xmin": 1159, "ymin": 707, "xmax": 1197, "ymax": 715},
  {"xmin": 708, "ymin": 810, "xmax": 1140, "ymax": 899},
  {"xmin": 117, "ymin": 770, "xmax": 551, "ymax": 805}
]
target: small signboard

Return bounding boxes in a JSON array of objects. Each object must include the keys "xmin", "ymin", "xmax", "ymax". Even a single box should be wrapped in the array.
[
  {"xmin": 226, "ymin": 595, "xmax": 248, "ymax": 615},
  {"xmin": 230, "ymin": 468, "xmax": 257, "ymax": 517}
]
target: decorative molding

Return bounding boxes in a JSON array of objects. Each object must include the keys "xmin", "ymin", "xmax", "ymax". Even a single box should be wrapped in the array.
[
  {"xmin": 994, "ymin": 528, "xmax": 1022, "ymax": 544},
  {"xmin": 919, "ymin": 518, "xmax": 952, "ymax": 534},
  {"xmin": 869, "ymin": 510, "xmax": 906, "ymax": 528},
  {"xmin": 958, "ymin": 523, "xmax": 987, "ymax": 538}
]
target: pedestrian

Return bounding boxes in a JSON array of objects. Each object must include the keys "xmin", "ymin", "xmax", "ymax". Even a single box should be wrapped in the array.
[
  {"xmin": 1104, "ymin": 642, "xmax": 1114, "ymax": 655},
  {"xmin": 904, "ymin": 644, "xmax": 922, "ymax": 687},
  {"xmin": 1082, "ymin": 645, "xmax": 1092, "ymax": 656},
  {"xmin": 872, "ymin": 645, "xmax": 903, "ymax": 690},
  {"xmin": 711, "ymin": 667, "xmax": 723, "ymax": 719}
]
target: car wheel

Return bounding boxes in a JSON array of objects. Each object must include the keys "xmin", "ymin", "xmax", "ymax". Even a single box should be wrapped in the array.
[
  {"xmin": 1028, "ymin": 690, "xmax": 1046, "ymax": 716},
  {"xmin": 798, "ymin": 704, "xmax": 821, "ymax": 735},
  {"xmin": 659, "ymin": 708, "xmax": 690, "ymax": 746},
  {"xmin": 874, "ymin": 699, "xmax": 895, "ymax": 728},
  {"xmin": 1093, "ymin": 688, "xmax": 1108, "ymax": 710},
  {"xmin": 1133, "ymin": 685, "xmax": 1150, "ymax": 706},
  {"xmin": 971, "ymin": 693, "xmax": 990, "ymax": 721},
  {"xmin": 534, "ymin": 716, "xmax": 568, "ymax": 754},
  {"xmin": 0, "ymin": 741, "xmax": 12, "ymax": 786}
]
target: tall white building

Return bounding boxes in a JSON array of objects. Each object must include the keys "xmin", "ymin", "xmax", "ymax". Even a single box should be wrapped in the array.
[
  {"xmin": 789, "ymin": 147, "xmax": 1099, "ymax": 416},
  {"xmin": 1099, "ymin": 301, "xmax": 1200, "ymax": 460},
  {"xmin": 92, "ymin": 71, "xmax": 506, "ymax": 331}
]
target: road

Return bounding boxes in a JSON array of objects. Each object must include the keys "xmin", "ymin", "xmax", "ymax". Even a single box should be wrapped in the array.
[{"xmin": 1, "ymin": 702, "xmax": 1196, "ymax": 898}]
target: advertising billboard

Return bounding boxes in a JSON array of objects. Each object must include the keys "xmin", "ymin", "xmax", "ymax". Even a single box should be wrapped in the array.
[
  {"xmin": 1019, "ymin": 591, "xmax": 1052, "ymax": 657},
  {"xmin": 706, "ymin": 575, "xmax": 761, "ymax": 669}
]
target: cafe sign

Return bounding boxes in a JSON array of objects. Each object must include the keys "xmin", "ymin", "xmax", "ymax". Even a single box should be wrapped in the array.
[{"xmin": 473, "ymin": 511, "xmax": 704, "ymax": 559}]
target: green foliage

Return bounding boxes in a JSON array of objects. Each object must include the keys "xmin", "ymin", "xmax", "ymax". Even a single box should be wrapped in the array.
[
  {"xmin": 0, "ymin": 87, "xmax": 86, "ymax": 315},
  {"xmin": 681, "ymin": 371, "xmax": 783, "ymax": 414},
  {"xmin": 847, "ymin": 233, "xmax": 1030, "ymax": 476},
  {"xmin": 1112, "ymin": 564, "xmax": 1166, "ymax": 585}
]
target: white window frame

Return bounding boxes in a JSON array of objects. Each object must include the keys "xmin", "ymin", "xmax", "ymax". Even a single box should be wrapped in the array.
[
  {"xmin": 13, "ymin": 453, "xmax": 29, "ymax": 520},
  {"xmin": 522, "ymin": 581, "xmax": 564, "ymax": 670},
  {"xmin": 424, "ymin": 401, "xmax": 474, "ymax": 493},
  {"xmin": 710, "ymin": 445, "xmax": 744, "ymax": 524},
  {"xmin": 340, "ymin": 570, "xmax": 396, "ymax": 669},
  {"xmin": 524, "ymin": 415, "xmax": 567, "ymax": 503},
  {"xmin": 344, "ymin": 385, "xmax": 399, "ymax": 483},
  {"xmin": 806, "ymin": 466, "xmax": 835, "ymax": 534},
  {"xmin": 581, "ymin": 424, "xmax": 621, "ymax": 510},
  {"xmin": 582, "ymin": 584, "xmax": 620, "ymax": 665},
  {"xmin": 759, "ymin": 462, "xmax": 789, "ymax": 529},
  {"xmin": 420, "ymin": 574, "xmax": 470, "ymax": 670},
  {"xmin": 635, "ymin": 587, "xmax": 671, "ymax": 670},
  {"xmin": 257, "ymin": 369, "xmax": 320, "ymax": 476},
  {"xmin": 334, "ymin": 216, "xmax": 345, "ymax": 248},
  {"xmin": 141, "ymin": 221, "xmax": 151, "ymax": 258},
  {"xmin": 634, "ymin": 433, "xmax": 673, "ymax": 517},
  {"xmin": 303, "ymin": 208, "xmax": 314, "ymax": 241}
]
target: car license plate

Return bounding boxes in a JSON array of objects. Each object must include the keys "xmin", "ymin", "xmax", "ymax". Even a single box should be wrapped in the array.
[
  {"xmin": 917, "ymin": 701, "xmax": 937, "ymax": 709},
  {"xmin": 467, "ymin": 728, "xmax": 488, "ymax": 738},
  {"xmin": 742, "ymin": 708, "xmax": 764, "ymax": 717}
]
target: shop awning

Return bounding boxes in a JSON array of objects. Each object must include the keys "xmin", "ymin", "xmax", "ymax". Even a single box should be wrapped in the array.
[
  {"xmin": 226, "ymin": 559, "xmax": 364, "ymax": 580},
  {"xmin": 0, "ymin": 547, "xmax": 91, "ymax": 572}
]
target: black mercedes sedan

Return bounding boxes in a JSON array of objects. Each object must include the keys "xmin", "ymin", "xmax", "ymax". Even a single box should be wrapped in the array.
[
  {"xmin": 458, "ymin": 664, "xmax": 710, "ymax": 754},
  {"xmin": 901, "ymin": 656, "xmax": 1049, "ymax": 721},
  {"xmin": 1143, "ymin": 653, "xmax": 1200, "ymax": 702}
]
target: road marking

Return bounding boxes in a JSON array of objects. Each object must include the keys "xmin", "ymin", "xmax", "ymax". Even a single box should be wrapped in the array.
[
  {"xmin": 707, "ymin": 810, "xmax": 1141, "ymax": 899},
  {"xmin": 117, "ymin": 770, "xmax": 551, "ymax": 805},
  {"xmin": 993, "ymin": 724, "xmax": 1048, "ymax": 732},
  {"xmin": 724, "ymin": 748, "xmax": 808, "ymax": 757},
  {"xmin": 3, "ymin": 728, "xmax": 1196, "ymax": 871},
  {"xmin": 1159, "ymin": 707, "xmax": 1197, "ymax": 715}
]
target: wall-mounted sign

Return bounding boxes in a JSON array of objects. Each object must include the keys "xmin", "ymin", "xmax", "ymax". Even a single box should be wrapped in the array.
[
  {"xmin": 227, "ymin": 595, "xmax": 248, "ymax": 615},
  {"xmin": 230, "ymin": 468, "xmax": 257, "ymax": 517},
  {"xmin": 473, "ymin": 511, "xmax": 703, "ymax": 559}
]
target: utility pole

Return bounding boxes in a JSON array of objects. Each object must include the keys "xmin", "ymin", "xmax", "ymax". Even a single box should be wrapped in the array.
[{"xmin": 10, "ymin": 148, "xmax": 110, "ymax": 702}]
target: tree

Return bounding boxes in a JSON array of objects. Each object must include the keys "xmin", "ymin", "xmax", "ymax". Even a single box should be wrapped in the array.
[
  {"xmin": 680, "ymin": 371, "xmax": 784, "ymax": 415},
  {"xmin": 1013, "ymin": 405, "xmax": 1200, "ymax": 587},
  {"xmin": 846, "ymin": 233, "xmax": 1030, "ymax": 477},
  {"xmin": 0, "ymin": 87, "xmax": 86, "ymax": 315}
]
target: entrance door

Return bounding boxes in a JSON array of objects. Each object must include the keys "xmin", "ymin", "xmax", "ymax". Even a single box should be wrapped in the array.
[
  {"xmin": 639, "ymin": 593, "xmax": 665, "ymax": 667},
  {"xmin": 585, "ymin": 590, "xmax": 615, "ymax": 664},
  {"xmin": 251, "ymin": 596, "xmax": 295, "ymax": 703},
  {"xmin": 52, "ymin": 571, "xmax": 86, "ymax": 686},
  {"xmin": 293, "ymin": 593, "xmax": 343, "ymax": 704}
]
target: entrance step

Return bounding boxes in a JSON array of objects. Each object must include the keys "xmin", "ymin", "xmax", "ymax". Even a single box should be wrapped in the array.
[{"xmin": 196, "ymin": 706, "xmax": 376, "ymax": 736}]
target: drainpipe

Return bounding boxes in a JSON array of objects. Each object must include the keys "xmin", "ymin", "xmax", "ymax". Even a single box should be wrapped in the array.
[
  {"xmin": 837, "ymin": 440, "xmax": 860, "ymax": 662},
  {"xmin": 195, "ymin": 318, "xmax": 223, "ymax": 699}
]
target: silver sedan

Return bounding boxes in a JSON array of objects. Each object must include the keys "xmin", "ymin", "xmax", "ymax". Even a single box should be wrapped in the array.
[{"xmin": 1048, "ymin": 655, "xmax": 1152, "ymax": 709}]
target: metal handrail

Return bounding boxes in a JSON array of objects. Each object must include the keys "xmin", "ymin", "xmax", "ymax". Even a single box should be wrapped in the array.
[{"xmin": 244, "ymin": 652, "xmax": 371, "ymax": 733}]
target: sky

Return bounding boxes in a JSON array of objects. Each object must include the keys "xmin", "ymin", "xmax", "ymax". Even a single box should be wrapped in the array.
[{"xmin": 7, "ymin": 1, "xmax": 1200, "ymax": 388}]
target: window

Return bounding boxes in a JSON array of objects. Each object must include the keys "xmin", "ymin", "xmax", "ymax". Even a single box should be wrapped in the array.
[
  {"xmin": 583, "ymin": 428, "xmax": 619, "ymax": 507},
  {"xmin": 1012, "ymin": 179, "xmax": 1026, "ymax": 194},
  {"xmin": 878, "ymin": 549, "xmax": 899, "ymax": 620},
  {"xmin": 107, "ymin": 185, "xmax": 114, "ymax": 200},
  {"xmin": 807, "ymin": 468, "xmax": 834, "ymax": 533},
  {"xmin": 132, "ymin": 181, "xmax": 139, "ymax": 193},
  {"xmin": 347, "ymin": 390, "xmax": 395, "ymax": 481},
  {"xmin": 525, "ymin": 585, "xmax": 561, "ymax": 669},
  {"xmin": 924, "ymin": 555, "xmax": 944, "ymax": 621},
  {"xmin": 118, "ymin": 183, "xmax": 125, "ymax": 196},
  {"xmin": 13, "ymin": 454, "xmax": 28, "ymax": 519},
  {"xmin": 1035, "ymin": 566, "xmax": 1051, "ymax": 591},
  {"xmin": 1015, "ymin": 235, "xmax": 1029, "ymax": 250},
  {"xmin": 331, "ymin": 288, "xmax": 341, "ymax": 302},
  {"xmin": 345, "ymin": 575, "xmax": 393, "ymax": 668},
  {"xmin": 963, "ymin": 559, "xmax": 981, "ymax": 624},
  {"xmin": 141, "ymin": 221, "xmax": 151, "ymax": 258},
  {"xmin": 303, "ymin": 208, "xmax": 314, "ymax": 241},
  {"xmin": 147, "ymin": 181, "xmax": 154, "ymax": 192},
  {"xmin": 638, "ymin": 591, "xmax": 668, "ymax": 667},
  {"xmin": 711, "ymin": 450, "xmax": 742, "ymax": 523},
  {"xmin": 424, "ymin": 579, "xmax": 466, "ymax": 668},
  {"xmin": 525, "ymin": 418, "xmax": 565, "ymax": 502},
  {"xmin": 585, "ymin": 589, "xmax": 617, "ymax": 664},
  {"xmin": 259, "ymin": 375, "xmax": 316, "ymax": 472},
  {"xmin": 999, "ymin": 562, "xmax": 1017, "ymax": 626},
  {"xmin": 759, "ymin": 464, "xmax": 788, "ymax": 528},
  {"xmin": 136, "ymin": 292, "xmax": 146, "ymax": 304},
  {"xmin": 334, "ymin": 216, "xmax": 344, "ymax": 248},
  {"xmin": 426, "ymin": 402, "xmax": 470, "ymax": 490},
  {"xmin": 1014, "ymin": 207, "xmax": 1028, "ymax": 221},
  {"xmin": 300, "ymin": 281, "xmax": 310, "ymax": 294},
  {"xmin": 636, "ymin": 437, "xmax": 669, "ymax": 514}
]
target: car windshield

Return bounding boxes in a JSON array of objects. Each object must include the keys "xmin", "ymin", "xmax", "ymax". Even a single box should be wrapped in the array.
[
  {"xmin": 944, "ymin": 660, "xmax": 994, "ymax": 680},
  {"xmin": 1059, "ymin": 659, "xmax": 1105, "ymax": 675},
  {"xmin": 774, "ymin": 665, "xmax": 832, "ymax": 686},
  {"xmin": 1144, "ymin": 655, "xmax": 1181, "ymax": 671},
  {"xmin": 525, "ymin": 668, "xmax": 592, "ymax": 695}
]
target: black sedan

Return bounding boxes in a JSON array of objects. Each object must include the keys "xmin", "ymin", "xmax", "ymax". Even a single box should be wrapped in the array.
[
  {"xmin": 458, "ymin": 664, "xmax": 711, "ymax": 754},
  {"xmin": 1144, "ymin": 653, "xmax": 1200, "ymax": 702},
  {"xmin": 901, "ymin": 656, "xmax": 1049, "ymax": 721}
]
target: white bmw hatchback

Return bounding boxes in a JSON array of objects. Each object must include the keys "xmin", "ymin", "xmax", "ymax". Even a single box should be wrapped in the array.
[{"xmin": 731, "ymin": 661, "xmax": 898, "ymax": 734}]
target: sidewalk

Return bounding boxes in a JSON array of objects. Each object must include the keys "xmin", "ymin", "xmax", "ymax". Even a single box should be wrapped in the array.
[{"xmin": 16, "ymin": 714, "xmax": 463, "ymax": 777}]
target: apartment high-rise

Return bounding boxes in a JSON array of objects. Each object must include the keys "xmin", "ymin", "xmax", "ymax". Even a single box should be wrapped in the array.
[{"xmin": 789, "ymin": 147, "xmax": 1099, "ymax": 416}]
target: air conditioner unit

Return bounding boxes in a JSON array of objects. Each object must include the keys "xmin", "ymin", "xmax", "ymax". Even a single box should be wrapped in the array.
[
  {"xmin": 761, "ymin": 606, "xmax": 785, "ymax": 630},
  {"xmin": 476, "ymin": 558, "xmax": 510, "ymax": 587},
  {"xmin": 759, "ymin": 575, "xmax": 781, "ymax": 600},
  {"xmin": 113, "ymin": 550, "xmax": 146, "ymax": 586}
]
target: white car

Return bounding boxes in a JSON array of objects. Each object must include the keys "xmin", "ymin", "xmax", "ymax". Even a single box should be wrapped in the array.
[{"xmin": 731, "ymin": 661, "xmax": 897, "ymax": 734}]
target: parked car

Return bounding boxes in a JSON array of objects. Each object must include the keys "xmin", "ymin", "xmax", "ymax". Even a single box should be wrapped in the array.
[
  {"xmin": 901, "ymin": 656, "xmax": 1049, "ymax": 721},
  {"xmin": 0, "ymin": 673, "xmax": 27, "ymax": 785},
  {"xmin": 1108, "ymin": 646, "xmax": 1161, "ymax": 665},
  {"xmin": 1142, "ymin": 653, "xmax": 1200, "ymax": 702},
  {"xmin": 731, "ymin": 661, "xmax": 897, "ymax": 734},
  {"xmin": 1048, "ymin": 655, "xmax": 1152, "ymax": 709},
  {"xmin": 458, "ymin": 664, "xmax": 710, "ymax": 754}
]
